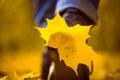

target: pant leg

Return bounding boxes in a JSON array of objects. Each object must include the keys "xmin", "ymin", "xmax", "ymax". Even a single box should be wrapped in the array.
[
  {"xmin": 55, "ymin": 0, "xmax": 99, "ymax": 23},
  {"xmin": 34, "ymin": 0, "xmax": 57, "ymax": 27}
]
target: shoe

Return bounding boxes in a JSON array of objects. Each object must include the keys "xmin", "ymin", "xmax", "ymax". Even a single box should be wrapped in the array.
[{"xmin": 60, "ymin": 8, "xmax": 94, "ymax": 27}]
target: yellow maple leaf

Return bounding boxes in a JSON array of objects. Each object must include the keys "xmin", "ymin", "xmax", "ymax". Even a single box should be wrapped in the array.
[{"xmin": 37, "ymin": 14, "xmax": 105, "ymax": 79}]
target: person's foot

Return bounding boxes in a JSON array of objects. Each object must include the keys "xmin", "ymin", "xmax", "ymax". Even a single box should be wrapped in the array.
[{"xmin": 60, "ymin": 8, "xmax": 94, "ymax": 27}]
